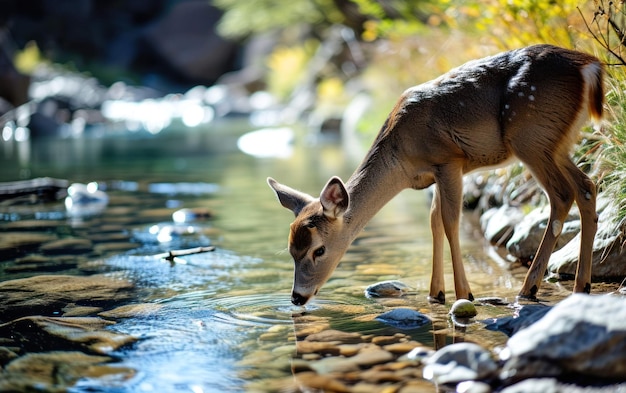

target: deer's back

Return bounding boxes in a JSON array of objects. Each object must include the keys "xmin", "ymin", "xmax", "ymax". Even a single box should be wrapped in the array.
[{"xmin": 390, "ymin": 44, "xmax": 599, "ymax": 172}]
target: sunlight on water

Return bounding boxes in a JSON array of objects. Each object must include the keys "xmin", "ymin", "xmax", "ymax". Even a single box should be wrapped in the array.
[{"xmin": 0, "ymin": 122, "xmax": 531, "ymax": 392}]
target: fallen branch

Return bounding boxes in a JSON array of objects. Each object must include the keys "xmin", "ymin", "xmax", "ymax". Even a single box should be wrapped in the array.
[{"xmin": 156, "ymin": 246, "xmax": 216, "ymax": 264}]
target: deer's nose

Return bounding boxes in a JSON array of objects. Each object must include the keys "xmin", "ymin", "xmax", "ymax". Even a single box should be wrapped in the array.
[{"xmin": 291, "ymin": 291, "xmax": 309, "ymax": 306}]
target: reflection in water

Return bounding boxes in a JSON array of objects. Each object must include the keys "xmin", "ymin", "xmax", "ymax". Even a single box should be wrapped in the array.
[{"xmin": 0, "ymin": 121, "xmax": 533, "ymax": 391}]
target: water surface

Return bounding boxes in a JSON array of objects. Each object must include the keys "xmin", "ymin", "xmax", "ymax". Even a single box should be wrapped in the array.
[{"xmin": 0, "ymin": 120, "xmax": 558, "ymax": 392}]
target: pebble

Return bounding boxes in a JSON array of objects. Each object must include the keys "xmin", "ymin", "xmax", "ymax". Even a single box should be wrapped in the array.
[
  {"xmin": 365, "ymin": 280, "xmax": 410, "ymax": 298},
  {"xmin": 423, "ymin": 342, "xmax": 498, "ymax": 384},
  {"xmin": 450, "ymin": 299, "xmax": 478, "ymax": 318},
  {"xmin": 376, "ymin": 308, "xmax": 431, "ymax": 329}
]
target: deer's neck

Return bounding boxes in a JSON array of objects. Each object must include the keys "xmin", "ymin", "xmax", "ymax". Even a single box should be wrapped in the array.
[{"xmin": 343, "ymin": 143, "xmax": 409, "ymax": 240}]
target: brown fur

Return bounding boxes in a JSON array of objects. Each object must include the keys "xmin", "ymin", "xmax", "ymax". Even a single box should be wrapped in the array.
[{"xmin": 269, "ymin": 44, "xmax": 604, "ymax": 305}]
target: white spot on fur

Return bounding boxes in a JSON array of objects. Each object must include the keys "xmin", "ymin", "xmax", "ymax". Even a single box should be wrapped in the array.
[
  {"xmin": 528, "ymin": 95, "xmax": 535, "ymax": 101},
  {"xmin": 585, "ymin": 192, "xmax": 592, "ymax": 200},
  {"xmin": 530, "ymin": 85, "xmax": 536, "ymax": 91},
  {"xmin": 552, "ymin": 220, "xmax": 562, "ymax": 237}
]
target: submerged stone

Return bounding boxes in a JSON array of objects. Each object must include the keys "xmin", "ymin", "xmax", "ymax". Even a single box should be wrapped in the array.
[
  {"xmin": 0, "ymin": 274, "xmax": 134, "ymax": 322},
  {"xmin": 40, "ymin": 237, "xmax": 94, "ymax": 255},
  {"xmin": 376, "ymin": 308, "xmax": 431, "ymax": 329},
  {"xmin": 0, "ymin": 351, "xmax": 135, "ymax": 392},
  {"xmin": 0, "ymin": 316, "xmax": 137, "ymax": 354}
]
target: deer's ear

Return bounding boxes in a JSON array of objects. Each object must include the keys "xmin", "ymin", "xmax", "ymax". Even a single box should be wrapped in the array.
[
  {"xmin": 320, "ymin": 177, "xmax": 349, "ymax": 219},
  {"xmin": 267, "ymin": 177, "xmax": 314, "ymax": 217}
]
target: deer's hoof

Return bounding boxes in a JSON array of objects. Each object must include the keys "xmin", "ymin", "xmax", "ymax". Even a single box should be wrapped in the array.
[{"xmin": 428, "ymin": 291, "xmax": 446, "ymax": 304}]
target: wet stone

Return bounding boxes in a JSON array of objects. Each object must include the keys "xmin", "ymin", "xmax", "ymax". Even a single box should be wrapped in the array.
[
  {"xmin": 98, "ymin": 303, "xmax": 163, "ymax": 319},
  {"xmin": 40, "ymin": 237, "xmax": 94, "ymax": 255},
  {"xmin": 383, "ymin": 341, "xmax": 423, "ymax": 355},
  {"xmin": 62, "ymin": 303, "xmax": 104, "ymax": 317},
  {"xmin": 294, "ymin": 371, "xmax": 351, "ymax": 393},
  {"xmin": 0, "ymin": 351, "xmax": 135, "ymax": 392},
  {"xmin": 0, "ymin": 274, "xmax": 134, "ymax": 322},
  {"xmin": 423, "ymin": 342, "xmax": 498, "ymax": 384},
  {"xmin": 376, "ymin": 308, "xmax": 431, "ymax": 329},
  {"xmin": 0, "ymin": 232, "xmax": 58, "ymax": 259},
  {"xmin": 0, "ymin": 316, "xmax": 137, "ymax": 354},
  {"xmin": 450, "ymin": 299, "xmax": 478, "ymax": 318},
  {"xmin": 296, "ymin": 340, "xmax": 341, "ymax": 356},
  {"xmin": 365, "ymin": 280, "xmax": 410, "ymax": 298},
  {"xmin": 6, "ymin": 254, "xmax": 80, "ymax": 273},
  {"xmin": 304, "ymin": 329, "xmax": 364, "ymax": 344}
]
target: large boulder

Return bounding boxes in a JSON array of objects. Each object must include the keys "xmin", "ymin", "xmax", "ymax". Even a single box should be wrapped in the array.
[
  {"xmin": 549, "ymin": 200, "xmax": 626, "ymax": 279},
  {"xmin": 500, "ymin": 293, "xmax": 626, "ymax": 383}
]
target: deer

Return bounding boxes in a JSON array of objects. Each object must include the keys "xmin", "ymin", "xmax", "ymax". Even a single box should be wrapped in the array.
[{"xmin": 268, "ymin": 44, "xmax": 604, "ymax": 306}]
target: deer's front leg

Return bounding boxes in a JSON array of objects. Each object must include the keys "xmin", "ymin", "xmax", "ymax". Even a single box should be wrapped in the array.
[
  {"xmin": 428, "ymin": 185, "xmax": 446, "ymax": 303},
  {"xmin": 436, "ymin": 166, "xmax": 474, "ymax": 301}
]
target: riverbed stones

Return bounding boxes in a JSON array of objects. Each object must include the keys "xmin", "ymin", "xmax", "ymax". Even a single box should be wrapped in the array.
[
  {"xmin": 40, "ymin": 237, "xmax": 94, "ymax": 255},
  {"xmin": 0, "ymin": 316, "xmax": 137, "ymax": 354},
  {"xmin": 499, "ymin": 293, "xmax": 626, "ymax": 382},
  {"xmin": 423, "ymin": 342, "xmax": 498, "ymax": 385},
  {"xmin": 365, "ymin": 280, "xmax": 410, "ymax": 298},
  {"xmin": 0, "ymin": 274, "xmax": 134, "ymax": 321},
  {"xmin": 0, "ymin": 351, "xmax": 135, "ymax": 393}
]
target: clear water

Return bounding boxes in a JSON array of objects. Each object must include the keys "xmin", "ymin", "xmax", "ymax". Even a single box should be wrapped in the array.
[{"xmin": 0, "ymin": 119, "xmax": 566, "ymax": 392}]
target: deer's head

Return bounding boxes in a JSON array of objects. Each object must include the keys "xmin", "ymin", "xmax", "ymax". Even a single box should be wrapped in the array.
[{"xmin": 267, "ymin": 177, "xmax": 351, "ymax": 305}]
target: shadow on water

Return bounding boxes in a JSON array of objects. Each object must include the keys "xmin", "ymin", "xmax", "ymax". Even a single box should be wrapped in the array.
[{"xmin": 0, "ymin": 120, "xmax": 552, "ymax": 392}]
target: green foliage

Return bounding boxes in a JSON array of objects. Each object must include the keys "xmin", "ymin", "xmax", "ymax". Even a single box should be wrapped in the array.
[
  {"xmin": 214, "ymin": 0, "xmax": 342, "ymax": 38},
  {"xmin": 598, "ymin": 74, "xmax": 626, "ymax": 221}
]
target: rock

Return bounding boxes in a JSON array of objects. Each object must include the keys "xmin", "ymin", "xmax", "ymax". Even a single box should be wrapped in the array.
[
  {"xmin": 0, "ymin": 351, "xmax": 135, "ymax": 392},
  {"xmin": 294, "ymin": 371, "xmax": 351, "ymax": 393},
  {"xmin": 0, "ymin": 346, "xmax": 18, "ymax": 366},
  {"xmin": 457, "ymin": 380, "xmax": 493, "ymax": 393},
  {"xmin": 499, "ymin": 378, "xmax": 626, "ymax": 393},
  {"xmin": 376, "ymin": 308, "xmax": 431, "ymax": 329},
  {"xmin": 296, "ymin": 341, "xmax": 341, "ymax": 356},
  {"xmin": 548, "ymin": 198, "xmax": 626, "ymax": 279},
  {"xmin": 0, "ymin": 177, "xmax": 68, "ymax": 202},
  {"xmin": 98, "ymin": 303, "xmax": 163, "ymax": 319},
  {"xmin": 0, "ymin": 274, "xmax": 134, "ymax": 322},
  {"xmin": 0, "ymin": 316, "xmax": 136, "ymax": 354},
  {"xmin": 0, "ymin": 232, "xmax": 58, "ymax": 260},
  {"xmin": 304, "ymin": 329, "xmax": 364, "ymax": 344},
  {"xmin": 506, "ymin": 205, "xmax": 579, "ymax": 260},
  {"xmin": 483, "ymin": 304, "xmax": 551, "ymax": 336},
  {"xmin": 480, "ymin": 205, "xmax": 525, "ymax": 246},
  {"xmin": 365, "ymin": 280, "xmax": 410, "ymax": 298},
  {"xmin": 450, "ymin": 299, "xmax": 478, "ymax": 318},
  {"xmin": 423, "ymin": 342, "xmax": 498, "ymax": 385},
  {"xmin": 40, "ymin": 237, "xmax": 94, "ymax": 255},
  {"xmin": 404, "ymin": 346, "xmax": 435, "ymax": 363},
  {"xmin": 499, "ymin": 294, "xmax": 626, "ymax": 382}
]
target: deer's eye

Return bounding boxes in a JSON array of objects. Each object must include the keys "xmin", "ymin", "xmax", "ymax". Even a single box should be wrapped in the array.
[{"xmin": 313, "ymin": 246, "xmax": 326, "ymax": 258}]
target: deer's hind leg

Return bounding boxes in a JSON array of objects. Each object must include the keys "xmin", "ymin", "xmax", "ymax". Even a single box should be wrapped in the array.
[
  {"xmin": 563, "ymin": 160, "xmax": 597, "ymax": 294},
  {"xmin": 514, "ymin": 150, "xmax": 578, "ymax": 299}
]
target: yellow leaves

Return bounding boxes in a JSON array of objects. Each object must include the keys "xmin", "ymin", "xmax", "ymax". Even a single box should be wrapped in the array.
[
  {"xmin": 14, "ymin": 41, "xmax": 46, "ymax": 73},
  {"xmin": 265, "ymin": 44, "xmax": 313, "ymax": 100}
]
